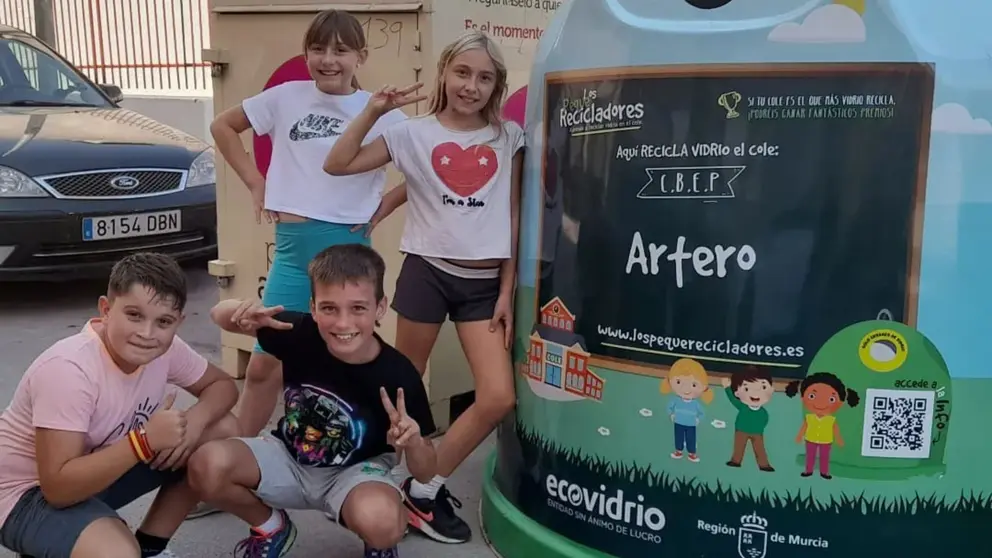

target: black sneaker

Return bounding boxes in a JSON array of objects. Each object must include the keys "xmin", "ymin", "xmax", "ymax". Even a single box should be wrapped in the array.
[{"xmin": 401, "ymin": 478, "xmax": 471, "ymax": 543}]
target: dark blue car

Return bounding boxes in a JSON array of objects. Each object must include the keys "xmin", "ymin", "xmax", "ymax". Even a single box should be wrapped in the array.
[{"xmin": 0, "ymin": 25, "xmax": 217, "ymax": 281}]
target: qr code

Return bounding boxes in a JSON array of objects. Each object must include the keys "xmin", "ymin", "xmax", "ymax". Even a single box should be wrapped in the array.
[{"xmin": 860, "ymin": 388, "xmax": 935, "ymax": 459}]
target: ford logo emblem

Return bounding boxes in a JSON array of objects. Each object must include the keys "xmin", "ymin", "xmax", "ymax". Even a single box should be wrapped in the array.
[{"xmin": 109, "ymin": 175, "xmax": 140, "ymax": 190}]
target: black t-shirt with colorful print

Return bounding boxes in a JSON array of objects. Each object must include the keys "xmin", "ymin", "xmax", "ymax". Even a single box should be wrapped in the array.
[{"xmin": 257, "ymin": 311, "xmax": 435, "ymax": 468}]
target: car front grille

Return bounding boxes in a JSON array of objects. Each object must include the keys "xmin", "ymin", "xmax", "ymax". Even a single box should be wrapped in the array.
[{"xmin": 37, "ymin": 169, "xmax": 186, "ymax": 199}]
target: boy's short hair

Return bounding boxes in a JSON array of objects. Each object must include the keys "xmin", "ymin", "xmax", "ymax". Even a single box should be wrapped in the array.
[
  {"xmin": 730, "ymin": 366, "xmax": 773, "ymax": 391},
  {"xmin": 308, "ymin": 244, "xmax": 386, "ymax": 301},
  {"xmin": 107, "ymin": 252, "xmax": 187, "ymax": 311}
]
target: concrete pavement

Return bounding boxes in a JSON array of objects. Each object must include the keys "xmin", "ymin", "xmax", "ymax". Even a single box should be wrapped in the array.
[{"xmin": 0, "ymin": 267, "xmax": 497, "ymax": 558}]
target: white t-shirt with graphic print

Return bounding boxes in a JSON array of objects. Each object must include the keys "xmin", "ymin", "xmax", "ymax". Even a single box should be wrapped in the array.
[
  {"xmin": 242, "ymin": 81, "xmax": 406, "ymax": 224},
  {"xmin": 382, "ymin": 115, "xmax": 525, "ymax": 260}
]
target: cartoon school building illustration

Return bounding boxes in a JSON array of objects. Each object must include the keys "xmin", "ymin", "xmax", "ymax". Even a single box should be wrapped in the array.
[{"xmin": 526, "ymin": 297, "xmax": 605, "ymax": 401}]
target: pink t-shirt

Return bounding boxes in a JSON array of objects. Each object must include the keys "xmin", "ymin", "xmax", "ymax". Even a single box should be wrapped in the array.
[{"xmin": 0, "ymin": 319, "xmax": 206, "ymax": 525}]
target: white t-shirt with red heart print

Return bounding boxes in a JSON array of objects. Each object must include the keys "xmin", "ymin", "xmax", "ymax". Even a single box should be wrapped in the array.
[{"xmin": 382, "ymin": 115, "xmax": 525, "ymax": 260}]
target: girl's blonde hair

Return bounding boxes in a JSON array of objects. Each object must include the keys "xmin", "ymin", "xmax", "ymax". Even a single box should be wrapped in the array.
[
  {"xmin": 660, "ymin": 358, "xmax": 714, "ymax": 404},
  {"xmin": 427, "ymin": 30, "xmax": 509, "ymax": 131},
  {"xmin": 303, "ymin": 10, "xmax": 366, "ymax": 90}
]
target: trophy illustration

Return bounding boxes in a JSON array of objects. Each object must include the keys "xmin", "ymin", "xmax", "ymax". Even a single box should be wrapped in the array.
[{"xmin": 718, "ymin": 91, "xmax": 742, "ymax": 119}]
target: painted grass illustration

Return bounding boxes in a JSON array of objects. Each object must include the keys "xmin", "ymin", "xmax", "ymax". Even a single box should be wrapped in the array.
[{"xmin": 512, "ymin": 424, "xmax": 991, "ymax": 555}]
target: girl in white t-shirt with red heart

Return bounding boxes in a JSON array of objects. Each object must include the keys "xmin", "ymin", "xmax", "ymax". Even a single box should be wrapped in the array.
[{"xmin": 324, "ymin": 30, "xmax": 523, "ymax": 545}]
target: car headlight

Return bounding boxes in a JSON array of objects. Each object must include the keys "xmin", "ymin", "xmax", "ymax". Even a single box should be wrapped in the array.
[
  {"xmin": 0, "ymin": 166, "xmax": 49, "ymax": 197},
  {"xmin": 186, "ymin": 148, "xmax": 216, "ymax": 188}
]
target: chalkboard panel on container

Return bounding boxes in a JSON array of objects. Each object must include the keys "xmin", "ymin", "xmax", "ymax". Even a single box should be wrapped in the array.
[{"xmin": 537, "ymin": 63, "xmax": 934, "ymax": 381}]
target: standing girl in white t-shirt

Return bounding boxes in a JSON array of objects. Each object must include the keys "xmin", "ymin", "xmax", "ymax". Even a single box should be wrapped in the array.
[
  {"xmin": 324, "ymin": 30, "xmax": 523, "ymax": 545},
  {"xmin": 209, "ymin": 10, "xmax": 406, "ymax": 440}
]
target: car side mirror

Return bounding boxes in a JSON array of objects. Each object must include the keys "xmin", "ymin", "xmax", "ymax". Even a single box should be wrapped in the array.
[{"xmin": 99, "ymin": 83, "xmax": 124, "ymax": 103}]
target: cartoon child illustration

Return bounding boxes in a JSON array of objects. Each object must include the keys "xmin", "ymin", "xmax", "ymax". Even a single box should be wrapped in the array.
[
  {"xmin": 661, "ymin": 358, "xmax": 714, "ymax": 462},
  {"xmin": 722, "ymin": 366, "xmax": 775, "ymax": 472},
  {"xmin": 785, "ymin": 372, "xmax": 860, "ymax": 480}
]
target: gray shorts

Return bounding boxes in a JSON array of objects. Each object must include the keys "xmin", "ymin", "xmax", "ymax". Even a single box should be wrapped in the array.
[
  {"xmin": 238, "ymin": 436, "xmax": 399, "ymax": 524},
  {"xmin": 0, "ymin": 464, "xmax": 183, "ymax": 558},
  {"xmin": 391, "ymin": 254, "xmax": 501, "ymax": 324}
]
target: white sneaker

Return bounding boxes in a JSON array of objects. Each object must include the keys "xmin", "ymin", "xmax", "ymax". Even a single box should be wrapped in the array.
[{"xmin": 185, "ymin": 502, "xmax": 222, "ymax": 519}]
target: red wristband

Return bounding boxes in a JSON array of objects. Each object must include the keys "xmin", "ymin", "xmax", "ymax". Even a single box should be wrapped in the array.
[
  {"xmin": 127, "ymin": 431, "xmax": 150, "ymax": 463},
  {"xmin": 136, "ymin": 427, "xmax": 154, "ymax": 460}
]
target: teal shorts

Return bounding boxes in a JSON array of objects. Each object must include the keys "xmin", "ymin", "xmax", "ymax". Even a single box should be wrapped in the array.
[{"xmin": 254, "ymin": 220, "xmax": 371, "ymax": 353}]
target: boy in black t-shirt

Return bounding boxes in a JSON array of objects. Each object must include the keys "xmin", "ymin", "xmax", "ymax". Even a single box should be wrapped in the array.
[{"xmin": 188, "ymin": 244, "xmax": 437, "ymax": 558}]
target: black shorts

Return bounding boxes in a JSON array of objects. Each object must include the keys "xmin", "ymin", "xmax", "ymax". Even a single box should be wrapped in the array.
[
  {"xmin": 391, "ymin": 254, "xmax": 501, "ymax": 324},
  {"xmin": 0, "ymin": 464, "xmax": 184, "ymax": 557}
]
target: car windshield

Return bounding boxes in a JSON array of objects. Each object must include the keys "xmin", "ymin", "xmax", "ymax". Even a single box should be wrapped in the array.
[{"xmin": 0, "ymin": 36, "xmax": 110, "ymax": 107}]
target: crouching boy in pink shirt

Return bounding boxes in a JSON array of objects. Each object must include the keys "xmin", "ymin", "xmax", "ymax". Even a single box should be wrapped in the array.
[{"xmin": 0, "ymin": 253, "xmax": 239, "ymax": 558}]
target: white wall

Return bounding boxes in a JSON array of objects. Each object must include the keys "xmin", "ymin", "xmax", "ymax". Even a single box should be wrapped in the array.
[{"xmin": 119, "ymin": 93, "xmax": 213, "ymax": 144}]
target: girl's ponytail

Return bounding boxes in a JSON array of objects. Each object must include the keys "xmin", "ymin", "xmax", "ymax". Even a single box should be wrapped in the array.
[{"xmin": 845, "ymin": 388, "xmax": 861, "ymax": 407}]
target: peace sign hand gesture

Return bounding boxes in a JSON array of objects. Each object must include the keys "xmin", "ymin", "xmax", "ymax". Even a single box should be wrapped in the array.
[
  {"xmin": 230, "ymin": 300, "xmax": 293, "ymax": 334},
  {"xmin": 380, "ymin": 387, "xmax": 422, "ymax": 449},
  {"xmin": 368, "ymin": 83, "xmax": 427, "ymax": 116}
]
